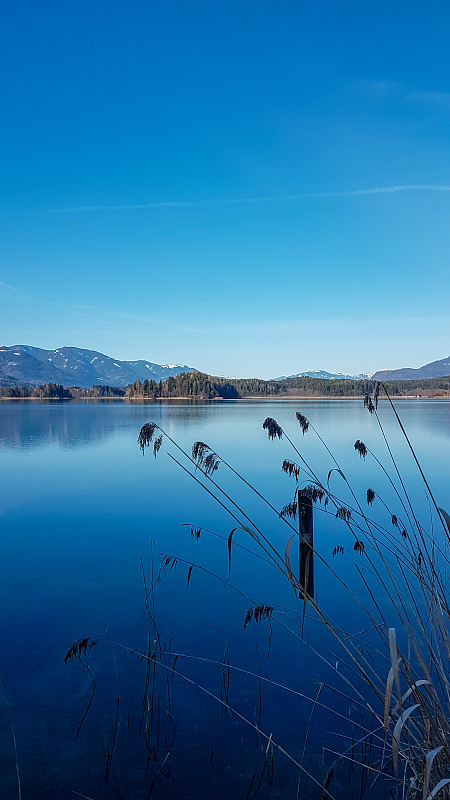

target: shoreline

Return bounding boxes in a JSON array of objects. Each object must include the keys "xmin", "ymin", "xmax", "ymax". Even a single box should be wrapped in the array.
[{"xmin": 2, "ymin": 394, "xmax": 450, "ymax": 402}]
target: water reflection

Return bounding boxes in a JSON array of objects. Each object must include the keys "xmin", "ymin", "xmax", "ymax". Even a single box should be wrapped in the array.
[
  {"xmin": 0, "ymin": 398, "xmax": 449, "ymax": 453},
  {"xmin": 0, "ymin": 399, "xmax": 449, "ymax": 798},
  {"xmin": 0, "ymin": 399, "xmax": 221, "ymax": 450}
]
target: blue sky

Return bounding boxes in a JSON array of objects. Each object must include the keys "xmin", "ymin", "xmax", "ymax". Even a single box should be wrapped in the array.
[{"xmin": 1, "ymin": 1, "xmax": 450, "ymax": 378}]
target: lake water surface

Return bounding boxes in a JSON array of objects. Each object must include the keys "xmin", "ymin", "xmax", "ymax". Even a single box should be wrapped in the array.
[{"xmin": 0, "ymin": 399, "xmax": 449, "ymax": 798}]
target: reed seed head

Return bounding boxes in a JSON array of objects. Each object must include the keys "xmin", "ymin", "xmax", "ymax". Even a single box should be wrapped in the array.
[
  {"xmin": 354, "ymin": 440, "xmax": 368, "ymax": 459},
  {"xmin": 263, "ymin": 417, "xmax": 283, "ymax": 440},
  {"xmin": 295, "ymin": 412, "xmax": 309, "ymax": 435},
  {"xmin": 244, "ymin": 605, "xmax": 274, "ymax": 628},
  {"xmin": 192, "ymin": 441, "xmax": 221, "ymax": 475},
  {"xmin": 192, "ymin": 441, "xmax": 209, "ymax": 462},
  {"xmin": 204, "ymin": 453, "xmax": 220, "ymax": 475},
  {"xmin": 302, "ymin": 485, "xmax": 325, "ymax": 504},
  {"xmin": 138, "ymin": 422, "xmax": 158, "ymax": 454},
  {"xmin": 153, "ymin": 435, "xmax": 163, "ymax": 458},
  {"xmin": 364, "ymin": 394, "xmax": 375, "ymax": 414},
  {"xmin": 280, "ymin": 502, "xmax": 298, "ymax": 519},
  {"xmin": 336, "ymin": 506, "xmax": 351, "ymax": 521},
  {"xmin": 367, "ymin": 488, "xmax": 375, "ymax": 506},
  {"xmin": 282, "ymin": 460, "xmax": 301, "ymax": 480},
  {"xmin": 65, "ymin": 637, "xmax": 97, "ymax": 663},
  {"xmin": 243, "ymin": 607, "xmax": 253, "ymax": 628}
]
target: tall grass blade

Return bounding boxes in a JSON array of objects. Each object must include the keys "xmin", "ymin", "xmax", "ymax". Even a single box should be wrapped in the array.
[
  {"xmin": 227, "ymin": 529, "xmax": 236, "ymax": 575},
  {"xmin": 391, "ymin": 680, "xmax": 431, "ymax": 716},
  {"xmin": 321, "ymin": 756, "xmax": 342, "ymax": 800},
  {"xmin": 392, "ymin": 704, "xmax": 420, "ymax": 773},
  {"xmin": 327, "ymin": 468, "xmax": 346, "ymax": 487},
  {"xmin": 437, "ymin": 507, "xmax": 450, "ymax": 536},
  {"xmin": 423, "ymin": 746, "xmax": 443, "ymax": 800},
  {"xmin": 427, "ymin": 778, "xmax": 450, "ymax": 800},
  {"xmin": 227, "ymin": 527, "xmax": 260, "ymax": 576},
  {"xmin": 384, "ymin": 663, "xmax": 396, "ymax": 731},
  {"xmin": 389, "ymin": 628, "xmax": 402, "ymax": 703},
  {"xmin": 186, "ymin": 565, "xmax": 194, "ymax": 589},
  {"xmin": 284, "ymin": 534, "xmax": 296, "ymax": 592}
]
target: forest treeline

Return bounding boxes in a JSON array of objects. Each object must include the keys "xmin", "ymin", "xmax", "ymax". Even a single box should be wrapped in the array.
[
  {"xmin": 125, "ymin": 372, "xmax": 450, "ymax": 398},
  {"xmin": 1, "ymin": 372, "xmax": 450, "ymax": 399},
  {"xmin": 0, "ymin": 383, "xmax": 125, "ymax": 399}
]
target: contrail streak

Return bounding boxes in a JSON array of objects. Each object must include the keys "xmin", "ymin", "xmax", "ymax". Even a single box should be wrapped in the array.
[{"xmin": 52, "ymin": 184, "xmax": 450, "ymax": 212}]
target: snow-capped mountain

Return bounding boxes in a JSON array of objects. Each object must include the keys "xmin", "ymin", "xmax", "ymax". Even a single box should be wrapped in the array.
[
  {"xmin": 0, "ymin": 345, "xmax": 196, "ymax": 388},
  {"xmin": 275, "ymin": 369, "xmax": 372, "ymax": 381}
]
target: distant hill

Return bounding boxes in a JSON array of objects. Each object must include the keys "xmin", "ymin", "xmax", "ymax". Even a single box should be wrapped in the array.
[
  {"xmin": 372, "ymin": 355, "xmax": 450, "ymax": 381},
  {"xmin": 0, "ymin": 345, "xmax": 196, "ymax": 388},
  {"xmin": 276, "ymin": 369, "xmax": 372, "ymax": 381}
]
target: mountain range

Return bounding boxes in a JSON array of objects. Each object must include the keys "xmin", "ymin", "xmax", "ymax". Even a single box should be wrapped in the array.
[
  {"xmin": 0, "ymin": 345, "xmax": 195, "ymax": 388},
  {"xmin": 372, "ymin": 355, "xmax": 450, "ymax": 381},
  {"xmin": 275, "ymin": 370, "xmax": 372, "ymax": 381},
  {"xmin": 1, "ymin": 345, "xmax": 449, "ymax": 389}
]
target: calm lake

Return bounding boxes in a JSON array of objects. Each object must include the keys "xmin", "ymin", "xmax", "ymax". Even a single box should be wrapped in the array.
[{"xmin": 0, "ymin": 398, "xmax": 449, "ymax": 799}]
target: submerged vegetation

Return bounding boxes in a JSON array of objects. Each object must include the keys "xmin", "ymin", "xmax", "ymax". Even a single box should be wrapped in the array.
[{"xmin": 62, "ymin": 382, "xmax": 450, "ymax": 798}]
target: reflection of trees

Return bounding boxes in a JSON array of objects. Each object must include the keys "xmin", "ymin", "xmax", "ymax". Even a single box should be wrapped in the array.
[
  {"xmin": 0, "ymin": 400, "xmax": 221, "ymax": 451},
  {"xmin": 1, "ymin": 398, "xmax": 449, "ymax": 453},
  {"xmin": 0, "ymin": 403, "xmax": 122, "ymax": 450}
]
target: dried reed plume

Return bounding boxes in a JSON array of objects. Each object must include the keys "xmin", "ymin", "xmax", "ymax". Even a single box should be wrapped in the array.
[
  {"xmin": 65, "ymin": 638, "xmax": 97, "ymax": 663},
  {"xmin": 282, "ymin": 460, "xmax": 301, "ymax": 480},
  {"xmin": 354, "ymin": 440, "xmax": 368, "ymax": 459},
  {"xmin": 280, "ymin": 502, "xmax": 298, "ymax": 519},
  {"xmin": 262, "ymin": 417, "xmax": 283, "ymax": 440},
  {"xmin": 302, "ymin": 485, "xmax": 325, "ymax": 504},
  {"xmin": 366, "ymin": 488, "xmax": 375, "ymax": 506},
  {"xmin": 295, "ymin": 412, "xmax": 309, "ymax": 435},
  {"xmin": 244, "ymin": 605, "xmax": 274, "ymax": 629},
  {"xmin": 335, "ymin": 506, "xmax": 351, "ymax": 522},
  {"xmin": 138, "ymin": 422, "xmax": 159, "ymax": 454},
  {"xmin": 192, "ymin": 441, "xmax": 221, "ymax": 475},
  {"xmin": 153, "ymin": 435, "xmax": 163, "ymax": 458},
  {"xmin": 363, "ymin": 394, "xmax": 375, "ymax": 414}
]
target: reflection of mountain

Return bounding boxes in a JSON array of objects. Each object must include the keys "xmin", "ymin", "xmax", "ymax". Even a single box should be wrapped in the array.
[
  {"xmin": 0, "ymin": 400, "xmax": 217, "ymax": 451},
  {"xmin": 1, "ymin": 397, "xmax": 450, "ymax": 454},
  {"xmin": 0, "ymin": 345, "xmax": 196, "ymax": 388},
  {"xmin": 0, "ymin": 403, "xmax": 129, "ymax": 450}
]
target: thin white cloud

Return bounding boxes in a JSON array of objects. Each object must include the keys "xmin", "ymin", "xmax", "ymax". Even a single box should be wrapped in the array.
[
  {"xmin": 317, "ymin": 184, "xmax": 450, "ymax": 196},
  {"xmin": 73, "ymin": 307, "xmax": 450, "ymax": 339},
  {"xmin": 407, "ymin": 88, "xmax": 450, "ymax": 109},
  {"xmin": 356, "ymin": 80, "xmax": 450, "ymax": 110},
  {"xmin": 73, "ymin": 304, "xmax": 162, "ymax": 325},
  {"xmin": 0, "ymin": 281, "xmax": 55, "ymax": 306},
  {"xmin": 52, "ymin": 184, "xmax": 450, "ymax": 212}
]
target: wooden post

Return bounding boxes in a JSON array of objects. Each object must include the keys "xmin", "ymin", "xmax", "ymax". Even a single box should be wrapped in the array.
[{"xmin": 298, "ymin": 489, "xmax": 314, "ymax": 598}]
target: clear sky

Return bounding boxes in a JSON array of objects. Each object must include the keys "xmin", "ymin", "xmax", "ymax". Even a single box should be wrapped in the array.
[{"xmin": 1, "ymin": 1, "xmax": 450, "ymax": 378}]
